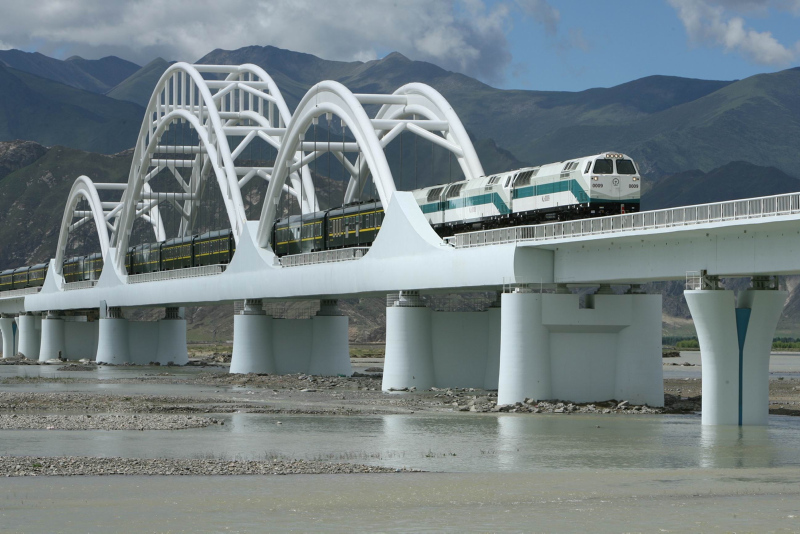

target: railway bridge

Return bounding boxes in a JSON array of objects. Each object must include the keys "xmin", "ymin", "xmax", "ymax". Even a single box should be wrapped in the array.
[{"xmin": 0, "ymin": 62, "xmax": 796, "ymax": 426}]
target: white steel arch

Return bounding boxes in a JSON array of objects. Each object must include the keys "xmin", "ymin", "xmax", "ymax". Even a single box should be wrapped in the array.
[
  {"xmin": 54, "ymin": 176, "xmax": 113, "ymax": 275},
  {"xmin": 113, "ymin": 62, "xmax": 307, "ymax": 272},
  {"xmin": 255, "ymin": 80, "xmax": 398, "ymax": 248},
  {"xmin": 344, "ymin": 83, "xmax": 485, "ymax": 203}
]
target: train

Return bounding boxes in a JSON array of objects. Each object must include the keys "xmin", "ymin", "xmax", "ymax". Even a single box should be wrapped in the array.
[
  {"xmin": 0, "ymin": 151, "xmax": 641, "ymax": 289},
  {"xmin": 275, "ymin": 151, "xmax": 641, "ymax": 255}
]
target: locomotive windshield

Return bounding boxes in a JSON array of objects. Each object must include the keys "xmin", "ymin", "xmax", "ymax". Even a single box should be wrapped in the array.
[
  {"xmin": 616, "ymin": 159, "xmax": 637, "ymax": 174},
  {"xmin": 592, "ymin": 159, "xmax": 614, "ymax": 174}
]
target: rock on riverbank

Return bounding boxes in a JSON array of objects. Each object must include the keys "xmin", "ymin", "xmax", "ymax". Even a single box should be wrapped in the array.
[{"xmin": 0, "ymin": 456, "xmax": 410, "ymax": 476}]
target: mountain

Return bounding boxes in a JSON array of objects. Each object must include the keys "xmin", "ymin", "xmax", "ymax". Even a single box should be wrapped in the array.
[
  {"xmin": 0, "ymin": 64, "xmax": 144, "ymax": 154},
  {"xmin": 0, "ymin": 144, "xmax": 132, "ymax": 268},
  {"xmin": 642, "ymin": 161, "xmax": 800, "ymax": 211},
  {"xmin": 65, "ymin": 55, "xmax": 141, "ymax": 89},
  {"xmin": 0, "ymin": 140, "xmax": 47, "ymax": 180},
  {"xmin": 0, "ymin": 49, "xmax": 139, "ymax": 94},
  {"xmin": 107, "ymin": 58, "xmax": 173, "ymax": 107}
]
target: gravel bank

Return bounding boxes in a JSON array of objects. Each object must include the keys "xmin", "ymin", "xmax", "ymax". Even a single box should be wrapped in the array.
[
  {"xmin": 0, "ymin": 456, "xmax": 409, "ymax": 476},
  {"xmin": 0, "ymin": 413, "xmax": 222, "ymax": 430}
]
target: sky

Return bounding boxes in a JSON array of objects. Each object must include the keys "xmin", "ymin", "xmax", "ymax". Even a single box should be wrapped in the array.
[{"xmin": 0, "ymin": 0, "xmax": 798, "ymax": 92}]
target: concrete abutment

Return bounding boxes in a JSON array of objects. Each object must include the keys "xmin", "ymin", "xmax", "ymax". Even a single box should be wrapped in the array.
[
  {"xmin": 230, "ymin": 299, "xmax": 352, "ymax": 377},
  {"xmin": 382, "ymin": 290, "xmax": 664, "ymax": 408}
]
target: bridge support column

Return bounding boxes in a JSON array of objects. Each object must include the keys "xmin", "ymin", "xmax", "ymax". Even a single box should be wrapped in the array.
[
  {"xmin": 383, "ymin": 291, "xmax": 434, "ymax": 391},
  {"xmin": 39, "ymin": 312, "xmax": 66, "ymax": 362},
  {"xmin": 17, "ymin": 313, "xmax": 41, "ymax": 360},
  {"xmin": 309, "ymin": 300, "xmax": 351, "ymax": 376},
  {"xmin": 685, "ymin": 280, "xmax": 786, "ymax": 426},
  {"xmin": 95, "ymin": 307, "xmax": 130, "ymax": 364},
  {"xmin": 0, "ymin": 314, "xmax": 17, "ymax": 359},
  {"xmin": 483, "ymin": 301, "xmax": 502, "ymax": 390},
  {"xmin": 497, "ymin": 290, "xmax": 663, "ymax": 407},
  {"xmin": 231, "ymin": 300, "xmax": 275, "ymax": 374},
  {"xmin": 155, "ymin": 307, "xmax": 188, "ymax": 366}
]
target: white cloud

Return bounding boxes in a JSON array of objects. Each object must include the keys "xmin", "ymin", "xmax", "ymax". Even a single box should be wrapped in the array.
[
  {"xmin": 0, "ymin": 40, "xmax": 12, "ymax": 51},
  {"xmin": 669, "ymin": 0, "xmax": 800, "ymax": 65},
  {"xmin": 0, "ymin": 0, "xmax": 572, "ymax": 84}
]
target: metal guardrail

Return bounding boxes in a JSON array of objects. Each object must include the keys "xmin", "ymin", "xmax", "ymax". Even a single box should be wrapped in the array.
[
  {"xmin": 63, "ymin": 280, "xmax": 98, "ymax": 291},
  {"xmin": 280, "ymin": 247, "xmax": 370, "ymax": 268},
  {"xmin": 445, "ymin": 192, "xmax": 800, "ymax": 248},
  {"xmin": 128, "ymin": 264, "xmax": 226, "ymax": 284},
  {"xmin": 0, "ymin": 286, "xmax": 41, "ymax": 298}
]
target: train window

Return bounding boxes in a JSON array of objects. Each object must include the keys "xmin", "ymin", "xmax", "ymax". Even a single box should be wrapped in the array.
[
  {"xmin": 584, "ymin": 161, "xmax": 592, "ymax": 173},
  {"xmin": 616, "ymin": 159, "xmax": 637, "ymax": 174},
  {"xmin": 592, "ymin": 159, "xmax": 614, "ymax": 174},
  {"xmin": 426, "ymin": 187, "xmax": 444, "ymax": 202},
  {"xmin": 446, "ymin": 183, "xmax": 464, "ymax": 198}
]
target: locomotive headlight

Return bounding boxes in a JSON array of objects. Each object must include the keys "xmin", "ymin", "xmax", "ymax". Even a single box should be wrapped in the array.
[
  {"xmin": 592, "ymin": 176, "xmax": 599, "ymax": 181},
  {"xmin": 632, "ymin": 176, "xmax": 639, "ymax": 181}
]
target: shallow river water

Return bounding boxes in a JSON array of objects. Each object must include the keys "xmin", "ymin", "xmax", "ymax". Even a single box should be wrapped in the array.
[{"xmin": 2, "ymin": 360, "xmax": 800, "ymax": 532}]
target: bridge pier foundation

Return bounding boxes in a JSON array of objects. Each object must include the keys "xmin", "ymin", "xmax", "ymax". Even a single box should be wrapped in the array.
[
  {"xmin": 308, "ymin": 300, "xmax": 351, "ymax": 376},
  {"xmin": 0, "ymin": 314, "xmax": 17, "ymax": 359},
  {"xmin": 231, "ymin": 300, "xmax": 275, "ymax": 374},
  {"xmin": 154, "ymin": 307, "xmax": 188, "ymax": 366},
  {"xmin": 230, "ymin": 299, "xmax": 352, "ymax": 376},
  {"xmin": 39, "ymin": 312, "xmax": 67, "ymax": 361},
  {"xmin": 17, "ymin": 313, "xmax": 41, "ymax": 360},
  {"xmin": 96, "ymin": 307, "xmax": 129, "ymax": 364},
  {"xmin": 685, "ymin": 284, "xmax": 786, "ymax": 425},
  {"xmin": 497, "ymin": 290, "xmax": 663, "ymax": 407},
  {"xmin": 383, "ymin": 292, "xmax": 435, "ymax": 391}
]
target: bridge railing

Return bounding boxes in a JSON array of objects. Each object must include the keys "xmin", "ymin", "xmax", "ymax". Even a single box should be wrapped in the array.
[
  {"xmin": 446, "ymin": 191, "xmax": 800, "ymax": 248},
  {"xmin": 280, "ymin": 247, "xmax": 370, "ymax": 268}
]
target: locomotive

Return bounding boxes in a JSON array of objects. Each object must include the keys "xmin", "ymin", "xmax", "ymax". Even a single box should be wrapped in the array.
[
  {"xmin": 274, "ymin": 151, "xmax": 641, "ymax": 255},
  {"xmin": 0, "ymin": 151, "xmax": 641, "ymax": 288}
]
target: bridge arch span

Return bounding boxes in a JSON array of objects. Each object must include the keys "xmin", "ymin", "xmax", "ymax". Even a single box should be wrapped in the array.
[
  {"xmin": 344, "ymin": 83, "xmax": 485, "ymax": 203},
  {"xmin": 54, "ymin": 176, "xmax": 112, "ymax": 276},
  {"xmin": 113, "ymin": 62, "xmax": 299, "ymax": 272},
  {"xmin": 256, "ymin": 80, "xmax": 397, "ymax": 249}
]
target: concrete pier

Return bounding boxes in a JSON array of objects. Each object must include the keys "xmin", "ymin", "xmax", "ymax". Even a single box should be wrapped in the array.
[
  {"xmin": 685, "ymin": 285, "xmax": 786, "ymax": 425},
  {"xmin": 230, "ymin": 300, "xmax": 352, "ymax": 376},
  {"xmin": 39, "ymin": 312, "xmax": 66, "ymax": 361},
  {"xmin": 95, "ymin": 307, "xmax": 129, "ymax": 364},
  {"xmin": 382, "ymin": 291, "xmax": 435, "ymax": 391},
  {"xmin": 16, "ymin": 313, "xmax": 40, "ymax": 360},
  {"xmin": 231, "ymin": 299, "xmax": 275, "ymax": 374},
  {"xmin": 0, "ymin": 314, "xmax": 17, "ymax": 359}
]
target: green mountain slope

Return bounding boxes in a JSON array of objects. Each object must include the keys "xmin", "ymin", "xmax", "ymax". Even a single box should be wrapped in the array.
[
  {"xmin": 0, "ymin": 65, "xmax": 143, "ymax": 154},
  {"xmin": 642, "ymin": 161, "xmax": 800, "ymax": 211},
  {"xmin": 0, "ymin": 49, "xmax": 139, "ymax": 93},
  {"xmin": 0, "ymin": 145, "xmax": 131, "ymax": 268},
  {"xmin": 107, "ymin": 58, "xmax": 173, "ymax": 107}
]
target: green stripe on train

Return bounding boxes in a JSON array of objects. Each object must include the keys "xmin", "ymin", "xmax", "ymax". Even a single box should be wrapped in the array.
[{"xmin": 420, "ymin": 180, "xmax": 592, "ymax": 214}]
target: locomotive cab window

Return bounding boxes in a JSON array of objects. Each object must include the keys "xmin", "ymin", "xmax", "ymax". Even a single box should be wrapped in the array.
[
  {"xmin": 616, "ymin": 159, "xmax": 637, "ymax": 174},
  {"xmin": 584, "ymin": 161, "xmax": 592, "ymax": 174},
  {"xmin": 592, "ymin": 159, "xmax": 614, "ymax": 174}
]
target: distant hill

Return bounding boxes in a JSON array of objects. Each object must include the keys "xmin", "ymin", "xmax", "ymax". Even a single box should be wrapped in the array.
[
  {"xmin": 65, "ymin": 55, "xmax": 141, "ymax": 89},
  {"xmin": 0, "ymin": 64, "xmax": 144, "ymax": 154},
  {"xmin": 0, "ymin": 140, "xmax": 47, "ymax": 180},
  {"xmin": 0, "ymin": 49, "xmax": 139, "ymax": 93},
  {"xmin": 0, "ymin": 145, "xmax": 132, "ymax": 267},
  {"xmin": 107, "ymin": 58, "xmax": 173, "ymax": 107},
  {"xmin": 642, "ymin": 161, "xmax": 800, "ymax": 210}
]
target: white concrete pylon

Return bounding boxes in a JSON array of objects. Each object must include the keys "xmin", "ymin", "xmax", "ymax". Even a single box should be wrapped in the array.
[
  {"xmin": 17, "ymin": 313, "xmax": 40, "ymax": 360},
  {"xmin": 685, "ymin": 288, "xmax": 786, "ymax": 425},
  {"xmin": 95, "ymin": 307, "xmax": 130, "ymax": 364},
  {"xmin": 309, "ymin": 300, "xmax": 351, "ymax": 376},
  {"xmin": 38, "ymin": 312, "xmax": 66, "ymax": 362},
  {"xmin": 497, "ymin": 291, "xmax": 551, "ymax": 405},
  {"xmin": 155, "ymin": 307, "xmax": 188, "ymax": 366},
  {"xmin": 0, "ymin": 314, "xmax": 17, "ymax": 359},
  {"xmin": 382, "ymin": 292, "xmax": 435, "ymax": 391},
  {"xmin": 230, "ymin": 299, "xmax": 275, "ymax": 374}
]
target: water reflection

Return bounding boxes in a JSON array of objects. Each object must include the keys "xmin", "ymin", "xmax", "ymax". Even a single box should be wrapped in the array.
[{"xmin": 699, "ymin": 425, "xmax": 775, "ymax": 469}]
